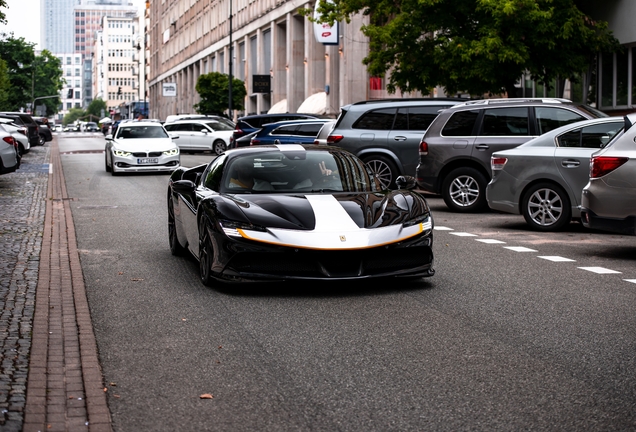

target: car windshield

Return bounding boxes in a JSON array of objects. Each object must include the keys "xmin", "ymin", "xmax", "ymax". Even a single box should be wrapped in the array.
[
  {"xmin": 117, "ymin": 125, "xmax": 168, "ymax": 139},
  {"xmin": 205, "ymin": 121, "xmax": 233, "ymax": 131},
  {"xmin": 217, "ymin": 150, "xmax": 376, "ymax": 194}
]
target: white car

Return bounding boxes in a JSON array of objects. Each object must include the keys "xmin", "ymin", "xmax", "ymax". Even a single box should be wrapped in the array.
[
  {"xmin": 0, "ymin": 124, "xmax": 20, "ymax": 175},
  {"xmin": 0, "ymin": 118, "xmax": 30, "ymax": 156},
  {"xmin": 104, "ymin": 122, "xmax": 180, "ymax": 175},
  {"xmin": 164, "ymin": 118, "xmax": 234, "ymax": 155}
]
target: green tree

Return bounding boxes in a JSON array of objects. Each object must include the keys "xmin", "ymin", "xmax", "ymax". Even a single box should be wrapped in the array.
[
  {"xmin": 33, "ymin": 50, "xmax": 64, "ymax": 116},
  {"xmin": 63, "ymin": 107, "xmax": 85, "ymax": 126},
  {"xmin": 86, "ymin": 98, "xmax": 107, "ymax": 119},
  {"xmin": 312, "ymin": 0, "xmax": 620, "ymax": 97},
  {"xmin": 0, "ymin": 58, "xmax": 9, "ymax": 108},
  {"xmin": 0, "ymin": 0, "xmax": 7, "ymax": 24},
  {"xmin": 194, "ymin": 72, "xmax": 246, "ymax": 116},
  {"xmin": 0, "ymin": 32, "xmax": 35, "ymax": 110}
]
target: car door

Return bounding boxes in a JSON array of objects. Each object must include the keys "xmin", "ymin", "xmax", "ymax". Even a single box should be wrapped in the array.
[
  {"xmin": 472, "ymin": 107, "xmax": 533, "ymax": 174},
  {"xmin": 165, "ymin": 123, "xmax": 193, "ymax": 149},
  {"xmin": 554, "ymin": 121, "xmax": 623, "ymax": 206},
  {"xmin": 189, "ymin": 123, "xmax": 213, "ymax": 151}
]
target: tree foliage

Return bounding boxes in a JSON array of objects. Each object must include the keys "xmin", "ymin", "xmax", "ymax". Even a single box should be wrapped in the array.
[
  {"xmin": 312, "ymin": 0, "xmax": 620, "ymax": 96},
  {"xmin": 0, "ymin": 59, "xmax": 9, "ymax": 107},
  {"xmin": 63, "ymin": 108, "xmax": 85, "ymax": 126},
  {"xmin": 86, "ymin": 98, "xmax": 107, "ymax": 118},
  {"xmin": 0, "ymin": 33, "xmax": 64, "ymax": 115},
  {"xmin": 194, "ymin": 72, "xmax": 246, "ymax": 116},
  {"xmin": 0, "ymin": 0, "xmax": 7, "ymax": 24}
]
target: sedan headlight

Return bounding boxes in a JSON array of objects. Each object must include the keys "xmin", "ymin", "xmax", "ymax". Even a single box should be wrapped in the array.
[
  {"xmin": 163, "ymin": 148, "xmax": 179, "ymax": 156},
  {"xmin": 113, "ymin": 149, "xmax": 131, "ymax": 157},
  {"xmin": 219, "ymin": 219, "xmax": 267, "ymax": 237},
  {"xmin": 403, "ymin": 214, "xmax": 432, "ymax": 231}
]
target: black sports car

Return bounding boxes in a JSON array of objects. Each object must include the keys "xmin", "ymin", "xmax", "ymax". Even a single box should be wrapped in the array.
[{"xmin": 167, "ymin": 145, "xmax": 434, "ymax": 284}]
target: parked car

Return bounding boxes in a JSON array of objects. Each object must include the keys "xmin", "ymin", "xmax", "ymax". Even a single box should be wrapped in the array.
[
  {"xmin": 167, "ymin": 145, "xmax": 435, "ymax": 284},
  {"xmin": 104, "ymin": 122, "xmax": 180, "ymax": 175},
  {"xmin": 313, "ymin": 120, "xmax": 337, "ymax": 145},
  {"xmin": 231, "ymin": 113, "xmax": 319, "ymax": 147},
  {"xmin": 0, "ymin": 112, "xmax": 40, "ymax": 146},
  {"xmin": 415, "ymin": 98, "xmax": 607, "ymax": 212},
  {"xmin": 327, "ymin": 98, "xmax": 466, "ymax": 189},
  {"xmin": 0, "ymin": 118, "xmax": 30, "ymax": 156},
  {"xmin": 0, "ymin": 124, "xmax": 20, "ymax": 175},
  {"xmin": 164, "ymin": 114, "xmax": 234, "ymax": 128},
  {"xmin": 164, "ymin": 118, "xmax": 234, "ymax": 155},
  {"xmin": 486, "ymin": 116, "xmax": 626, "ymax": 231},
  {"xmin": 249, "ymin": 119, "xmax": 332, "ymax": 146},
  {"xmin": 581, "ymin": 115, "xmax": 636, "ymax": 236},
  {"xmin": 33, "ymin": 117, "xmax": 53, "ymax": 143},
  {"xmin": 85, "ymin": 122, "xmax": 99, "ymax": 132}
]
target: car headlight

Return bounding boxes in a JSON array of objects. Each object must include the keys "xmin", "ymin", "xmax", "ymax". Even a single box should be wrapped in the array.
[
  {"xmin": 163, "ymin": 148, "xmax": 179, "ymax": 156},
  {"xmin": 219, "ymin": 219, "xmax": 267, "ymax": 237},
  {"xmin": 403, "ymin": 214, "xmax": 432, "ymax": 231},
  {"xmin": 113, "ymin": 149, "xmax": 131, "ymax": 157}
]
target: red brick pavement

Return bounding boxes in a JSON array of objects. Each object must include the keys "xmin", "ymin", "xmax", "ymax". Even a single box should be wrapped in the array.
[{"xmin": 23, "ymin": 141, "xmax": 112, "ymax": 432}]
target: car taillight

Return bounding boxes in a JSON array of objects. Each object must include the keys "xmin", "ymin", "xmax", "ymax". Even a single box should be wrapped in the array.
[
  {"xmin": 590, "ymin": 156, "xmax": 628, "ymax": 178},
  {"xmin": 419, "ymin": 140, "xmax": 428, "ymax": 155},
  {"xmin": 326, "ymin": 134, "xmax": 343, "ymax": 144},
  {"xmin": 2, "ymin": 136, "xmax": 17, "ymax": 149},
  {"xmin": 491, "ymin": 156, "xmax": 508, "ymax": 171},
  {"xmin": 250, "ymin": 138, "xmax": 260, "ymax": 146}
]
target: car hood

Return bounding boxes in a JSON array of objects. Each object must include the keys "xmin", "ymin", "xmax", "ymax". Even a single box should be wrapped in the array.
[
  {"xmin": 112, "ymin": 138, "xmax": 177, "ymax": 151},
  {"xmin": 216, "ymin": 191, "xmax": 430, "ymax": 231}
]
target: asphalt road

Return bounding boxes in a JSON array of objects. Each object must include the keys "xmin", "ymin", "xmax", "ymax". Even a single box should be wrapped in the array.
[{"xmin": 59, "ymin": 133, "xmax": 636, "ymax": 431}]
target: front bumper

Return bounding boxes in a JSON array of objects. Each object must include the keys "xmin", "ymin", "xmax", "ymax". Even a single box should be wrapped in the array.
[{"xmin": 112, "ymin": 154, "xmax": 180, "ymax": 173}]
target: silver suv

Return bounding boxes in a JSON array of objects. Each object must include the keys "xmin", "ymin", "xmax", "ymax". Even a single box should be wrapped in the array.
[
  {"xmin": 416, "ymin": 98, "xmax": 606, "ymax": 212},
  {"xmin": 164, "ymin": 118, "xmax": 235, "ymax": 155},
  {"xmin": 327, "ymin": 98, "xmax": 465, "ymax": 189}
]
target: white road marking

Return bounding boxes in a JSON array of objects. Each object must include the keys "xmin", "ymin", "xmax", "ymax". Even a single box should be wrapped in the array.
[
  {"xmin": 538, "ymin": 256, "xmax": 576, "ymax": 262},
  {"xmin": 504, "ymin": 246, "xmax": 537, "ymax": 252},
  {"xmin": 624, "ymin": 279, "xmax": 636, "ymax": 284},
  {"xmin": 476, "ymin": 239, "xmax": 506, "ymax": 244},
  {"xmin": 578, "ymin": 267, "xmax": 622, "ymax": 274},
  {"xmin": 434, "ymin": 226, "xmax": 453, "ymax": 231},
  {"xmin": 450, "ymin": 232, "xmax": 478, "ymax": 237}
]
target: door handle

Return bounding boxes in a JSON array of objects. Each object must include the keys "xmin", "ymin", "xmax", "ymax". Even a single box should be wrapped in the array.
[
  {"xmin": 561, "ymin": 159, "xmax": 580, "ymax": 168},
  {"xmin": 475, "ymin": 144, "xmax": 489, "ymax": 150},
  {"xmin": 393, "ymin": 136, "xmax": 407, "ymax": 141}
]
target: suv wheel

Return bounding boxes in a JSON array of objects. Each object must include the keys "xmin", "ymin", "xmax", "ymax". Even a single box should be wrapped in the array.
[
  {"xmin": 442, "ymin": 167, "xmax": 488, "ymax": 212},
  {"xmin": 213, "ymin": 139, "xmax": 226, "ymax": 155},
  {"xmin": 363, "ymin": 155, "xmax": 398, "ymax": 190},
  {"xmin": 522, "ymin": 183, "xmax": 571, "ymax": 231},
  {"xmin": 38, "ymin": 134, "xmax": 46, "ymax": 146}
]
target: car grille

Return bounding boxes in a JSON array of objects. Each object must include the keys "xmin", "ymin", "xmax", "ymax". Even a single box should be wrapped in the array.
[
  {"xmin": 227, "ymin": 246, "xmax": 432, "ymax": 278},
  {"xmin": 131, "ymin": 151, "xmax": 164, "ymax": 157}
]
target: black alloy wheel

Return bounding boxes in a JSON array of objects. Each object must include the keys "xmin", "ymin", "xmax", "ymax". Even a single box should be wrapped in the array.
[
  {"xmin": 38, "ymin": 134, "xmax": 46, "ymax": 146},
  {"xmin": 442, "ymin": 167, "xmax": 489, "ymax": 212},
  {"xmin": 199, "ymin": 225, "xmax": 214, "ymax": 287},
  {"xmin": 522, "ymin": 182, "xmax": 571, "ymax": 231},
  {"xmin": 168, "ymin": 193, "xmax": 186, "ymax": 256}
]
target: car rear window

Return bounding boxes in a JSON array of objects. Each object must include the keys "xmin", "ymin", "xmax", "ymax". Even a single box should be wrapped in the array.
[
  {"xmin": 441, "ymin": 110, "xmax": 479, "ymax": 136},
  {"xmin": 535, "ymin": 107, "xmax": 587, "ymax": 135}
]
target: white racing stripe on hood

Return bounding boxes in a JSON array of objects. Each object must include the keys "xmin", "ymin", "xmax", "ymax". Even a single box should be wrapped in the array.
[{"xmin": 237, "ymin": 194, "xmax": 424, "ymax": 250}]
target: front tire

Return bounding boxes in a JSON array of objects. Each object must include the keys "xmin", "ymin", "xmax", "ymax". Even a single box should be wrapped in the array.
[
  {"xmin": 213, "ymin": 139, "xmax": 226, "ymax": 155},
  {"xmin": 105, "ymin": 154, "xmax": 112, "ymax": 172},
  {"xmin": 199, "ymin": 225, "xmax": 214, "ymax": 287},
  {"xmin": 362, "ymin": 155, "xmax": 398, "ymax": 190},
  {"xmin": 442, "ymin": 167, "xmax": 488, "ymax": 212},
  {"xmin": 522, "ymin": 183, "xmax": 571, "ymax": 231},
  {"xmin": 168, "ymin": 193, "xmax": 186, "ymax": 256},
  {"xmin": 38, "ymin": 134, "xmax": 46, "ymax": 146}
]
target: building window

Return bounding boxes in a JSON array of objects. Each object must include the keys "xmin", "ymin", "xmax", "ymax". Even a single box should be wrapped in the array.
[{"xmin": 600, "ymin": 47, "xmax": 634, "ymax": 109}]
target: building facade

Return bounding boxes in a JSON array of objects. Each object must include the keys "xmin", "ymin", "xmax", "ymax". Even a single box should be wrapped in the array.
[
  {"xmin": 41, "ymin": 0, "xmax": 75, "ymax": 53},
  {"xmin": 147, "ymin": 0, "xmax": 381, "ymax": 121},
  {"xmin": 55, "ymin": 53, "xmax": 84, "ymax": 122},
  {"xmin": 93, "ymin": 14, "xmax": 146, "ymax": 118}
]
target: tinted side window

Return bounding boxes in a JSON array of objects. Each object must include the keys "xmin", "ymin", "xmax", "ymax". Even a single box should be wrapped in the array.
[
  {"xmin": 557, "ymin": 123, "xmax": 622, "ymax": 148},
  {"xmin": 296, "ymin": 124, "xmax": 324, "ymax": 137},
  {"xmin": 535, "ymin": 107, "xmax": 586, "ymax": 135},
  {"xmin": 204, "ymin": 155, "xmax": 227, "ymax": 190},
  {"xmin": 353, "ymin": 108, "xmax": 396, "ymax": 130},
  {"xmin": 481, "ymin": 107, "xmax": 529, "ymax": 136},
  {"xmin": 271, "ymin": 125, "xmax": 298, "ymax": 136},
  {"xmin": 441, "ymin": 110, "xmax": 479, "ymax": 136},
  {"xmin": 409, "ymin": 106, "xmax": 446, "ymax": 130}
]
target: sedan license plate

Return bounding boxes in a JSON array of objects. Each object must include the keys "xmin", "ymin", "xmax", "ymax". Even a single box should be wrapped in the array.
[{"xmin": 137, "ymin": 157, "xmax": 159, "ymax": 164}]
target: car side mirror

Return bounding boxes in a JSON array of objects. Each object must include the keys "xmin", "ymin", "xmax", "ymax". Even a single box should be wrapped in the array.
[
  {"xmin": 172, "ymin": 179, "xmax": 196, "ymax": 194},
  {"xmin": 395, "ymin": 175, "xmax": 417, "ymax": 190},
  {"xmin": 170, "ymin": 134, "xmax": 180, "ymax": 140},
  {"xmin": 200, "ymin": 129, "xmax": 208, "ymax": 134},
  {"xmin": 105, "ymin": 134, "xmax": 113, "ymax": 140}
]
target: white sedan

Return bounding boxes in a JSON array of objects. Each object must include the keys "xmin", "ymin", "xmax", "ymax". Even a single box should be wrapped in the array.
[{"xmin": 104, "ymin": 122, "xmax": 180, "ymax": 175}]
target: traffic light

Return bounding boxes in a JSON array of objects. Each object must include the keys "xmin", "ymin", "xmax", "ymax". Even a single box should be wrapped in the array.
[
  {"xmin": 117, "ymin": 87, "xmax": 122, "ymax": 95},
  {"xmin": 67, "ymin": 88, "xmax": 73, "ymax": 98}
]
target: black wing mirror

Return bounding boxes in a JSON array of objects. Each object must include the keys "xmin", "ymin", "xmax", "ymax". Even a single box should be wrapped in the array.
[{"xmin": 395, "ymin": 175, "xmax": 417, "ymax": 190}]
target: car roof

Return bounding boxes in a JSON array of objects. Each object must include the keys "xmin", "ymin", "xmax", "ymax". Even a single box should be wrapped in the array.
[
  {"xmin": 341, "ymin": 98, "xmax": 467, "ymax": 110},
  {"xmin": 262, "ymin": 119, "xmax": 331, "ymax": 127}
]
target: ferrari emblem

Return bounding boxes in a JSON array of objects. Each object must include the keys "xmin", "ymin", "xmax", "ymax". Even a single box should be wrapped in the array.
[{"xmin": 340, "ymin": 235, "xmax": 346, "ymax": 242}]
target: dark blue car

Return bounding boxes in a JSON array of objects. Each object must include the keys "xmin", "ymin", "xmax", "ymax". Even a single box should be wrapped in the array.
[{"xmin": 249, "ymin": 119, "xmax": 331, "ymax": 146}]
